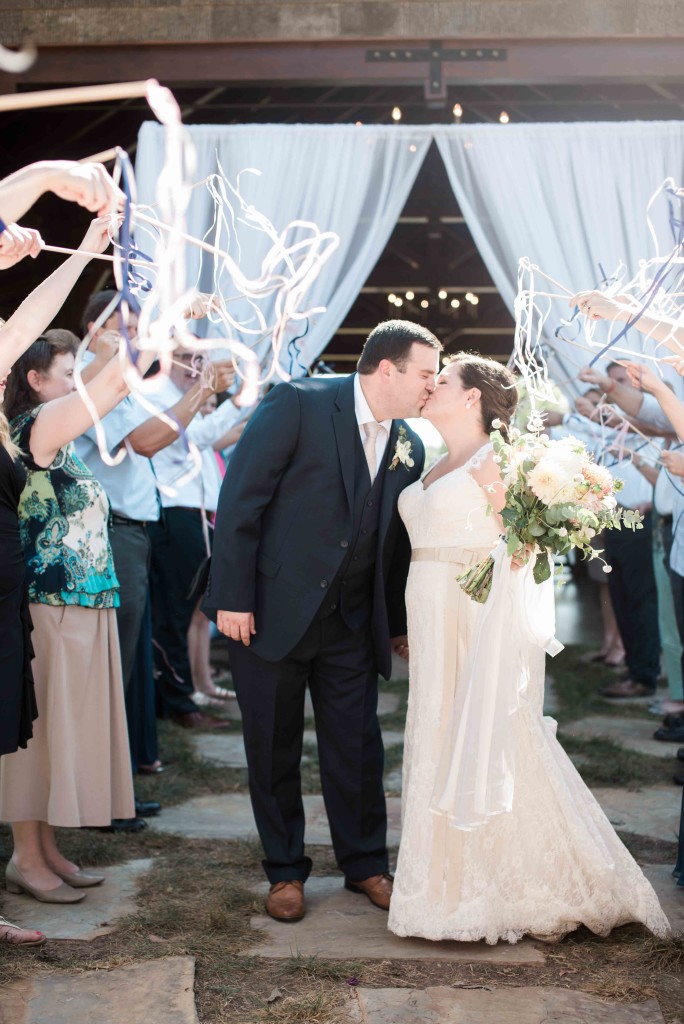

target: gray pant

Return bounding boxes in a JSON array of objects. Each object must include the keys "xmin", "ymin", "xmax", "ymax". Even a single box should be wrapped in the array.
[{"xmin": 109, "ymin": 520, "xmax": 152, "ymax": 691}]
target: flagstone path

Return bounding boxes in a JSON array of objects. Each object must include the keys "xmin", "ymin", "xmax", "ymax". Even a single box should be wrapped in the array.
[
  {"xmin": 9, "ymin": 584, "xmax": 683, "ymax": 1022},
  {"xmin": 347, "ymin": 986, "xmax": 666, "ymax": 1024},
  {"xmin": 1, "ymin": 955, "xmax": 198, "ymax": 1024}
]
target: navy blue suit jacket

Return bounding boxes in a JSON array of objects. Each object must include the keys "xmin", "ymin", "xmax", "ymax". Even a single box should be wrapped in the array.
[{"xmin": 203, "ymin": 373, "xmax": 425, "ymax": 679}]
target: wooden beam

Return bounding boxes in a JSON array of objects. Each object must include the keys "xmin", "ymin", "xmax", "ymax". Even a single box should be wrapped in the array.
[{"xmin": 3, "ymin": 39, "xmax": 684, "ymax": 89}]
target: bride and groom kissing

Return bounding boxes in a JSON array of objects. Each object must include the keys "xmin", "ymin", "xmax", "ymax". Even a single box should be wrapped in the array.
[{"xmin": 203, "ymin": 320, "xmax": 669, "ymax": 943}]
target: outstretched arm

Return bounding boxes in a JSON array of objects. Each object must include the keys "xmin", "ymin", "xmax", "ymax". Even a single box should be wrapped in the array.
[
  {"xmin": 0, "ymin": 160, "xmax": 124, "ymax": 224},
  {"xmin": 571, "ymin": 290, "xmax": 684, "ymax": 356},
  {"xmin": 0, "ymin": 216, "xmax": 113, "ymax": 379},
  {"xmin": 127, "ymin": 360, "xmax": 236, "ymax": 457},
  {"xmin": 28, "ymin": 344, "xmax": 158, "ymax": 468}
]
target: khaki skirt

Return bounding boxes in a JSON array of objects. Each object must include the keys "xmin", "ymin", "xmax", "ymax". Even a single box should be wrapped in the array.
[{"xmin": 0, "ymin": 604, "xmax": 135, "ymax": 827}]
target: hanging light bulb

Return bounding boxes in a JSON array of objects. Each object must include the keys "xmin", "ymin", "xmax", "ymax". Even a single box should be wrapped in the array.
[
  {"xmin": 355, "ymin": 120, "xmax": 363, "ymax": 126},
  {"xmin": 499, "ymin": 111, "xmax": 510, "ymax": 124},
  {"xmin": 388, "ymin": 293, "xmax": 396, "ymax": 303},
  {"xmin": 450, "ymin": 298, "xmax": 460, "ymax": 309},
  {"xmin": 470, "ymin": 294, "xmax": 479, "ymax": 305},
  {"xmin": 409, "ymin": 144, "xmax": 417, "ymax": 153},
  {"xmin": 452, "ymin": 103, "xmax": 463, "ymax": 121},
  {"xmin": 392, "ymin": 106, "xmax": 402, "ymax": 122},
  {"xmin": 420, "ymin": 299, "xmax": 429, "ymax": 309},
  {"xmin": 405, "ymin": 290, "xmax": 414, "ymax": 301},
  {"xmin": 394, "ymin": 297, "xmax": 403, "ymax": 306},
  {"xmin": 465, "ymin": 292, "xmax": 474, "ymax": 302},
  {"xmin": 438, "ymin": 289, "xmax": 447, "ymax": 300}
]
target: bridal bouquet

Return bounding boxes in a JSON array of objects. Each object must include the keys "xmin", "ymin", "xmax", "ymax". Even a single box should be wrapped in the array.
[{"xmin": 457, "ymin": 424, "xmax": 643, "ymax": 603}]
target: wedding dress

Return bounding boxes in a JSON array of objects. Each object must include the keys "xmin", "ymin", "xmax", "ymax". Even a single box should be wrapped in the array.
[{"xmin": 388, "ymin": 443, "xmax": 670, "ymax": 944}]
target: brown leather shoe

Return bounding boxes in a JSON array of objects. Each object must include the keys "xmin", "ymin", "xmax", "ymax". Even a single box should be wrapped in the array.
[
  {"xmin": 601, "ymin": 680, "xmax": 656, "ymax": 699},
  {"xmin": 171, "ymin": 712, "xmax": 232, "ymax": 729},
  {"xmin": 345, "ymin": 873, "xmax": 393, "ymax": 910},
  {"xmin": 265, "ymin": 881, "xmax": 305, "ymax": 922}
]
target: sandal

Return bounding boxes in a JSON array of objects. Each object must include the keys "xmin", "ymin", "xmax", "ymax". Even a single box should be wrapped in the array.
[
  {"xmin": 211, "ymin": 686, "xmax": 236, "ymax": 700},
  {"xmin": 0, "ymin": 915, "xmax": 46, "ymax": 947}
]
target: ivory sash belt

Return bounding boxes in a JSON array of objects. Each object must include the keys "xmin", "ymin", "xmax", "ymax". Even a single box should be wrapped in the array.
[{"xmin": 411, "ymin": 546, "xmax": 491, "ymax": 565}]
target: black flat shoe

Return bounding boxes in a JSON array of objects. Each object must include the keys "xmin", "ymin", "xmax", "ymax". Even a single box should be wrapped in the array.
[
  {"xmin": 653, "ymin": 726, "xmax": 684, "ymax": 743},
  {"xmin": 91, "ymin": 817, "xmax": 148, "ymax": 833},
  {"xmin": 135, "ymin": 799, "xmax": 161, "ymax": 818}
]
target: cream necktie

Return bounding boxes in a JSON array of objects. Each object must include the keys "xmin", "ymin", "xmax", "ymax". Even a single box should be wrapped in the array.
[{"xmin": 363, "ymin": 421, "xmax": 384, "ymax": 483}]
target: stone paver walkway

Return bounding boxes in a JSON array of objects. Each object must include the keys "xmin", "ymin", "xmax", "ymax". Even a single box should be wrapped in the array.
[
  {"xmin": 151, "ymin": 793, "xmax": 403, "ymax": 844},
  {"xmin": 562, "ymin": 716, "xmax": 675, "ymax": 759},
  {"xmin": 1, "ymin": 955, "xmax": 198, "ymax": 1024},
  {"xmin": 2, "ymin": 859, "xmax": 153, "ymax": 940},
  {"xmin": 348, "ymin": 986, "xmax": 665, "ymax": 1023},
  {"xmin": 246, "ymin": 877, "xmax": 544, "ymax": 965},
  {"xmin": 190, "ymin": 728, "xmax": 405, "ymax": 769},
  {"xmin": 589, "ymin": 786, "xmax": 680, "ymax": 843}
]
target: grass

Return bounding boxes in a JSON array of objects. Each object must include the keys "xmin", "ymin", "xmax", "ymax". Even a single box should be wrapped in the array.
[
  {"xmin": 550, "ymin": 645, "xmax": 663, "ymax": 725},
  {"xmin": 558, "ymin": 733, "xmax": 675, "ymax": 789},
  {"xmin": 0, "ymin": 645, "xmax": 681, "ymax": 1022}
]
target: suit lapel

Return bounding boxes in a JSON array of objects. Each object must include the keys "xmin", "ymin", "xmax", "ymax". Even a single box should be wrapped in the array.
[{"xmin": 333, "ymin": 374, "xmax": 357, "ymax": 513}]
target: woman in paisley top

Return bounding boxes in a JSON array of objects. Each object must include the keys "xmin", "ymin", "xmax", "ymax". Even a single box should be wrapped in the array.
[
  {"xmin": 0, "ymin": 210, "xmax": 124, "ymax": 939},
  {"xmin": 0, "ymin": 278, "xmax": 157, "ymax": 904}
]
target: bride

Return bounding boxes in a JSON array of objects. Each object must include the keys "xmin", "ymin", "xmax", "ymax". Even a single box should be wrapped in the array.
[{"xmin": 388, "ymin": 352, "xmax": 670, "ymax": 944}]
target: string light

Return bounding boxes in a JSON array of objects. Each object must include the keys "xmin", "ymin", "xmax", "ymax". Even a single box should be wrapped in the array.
[
  {"xmin": 405, "ymin": 290, "xmax": 414, "ymax": 300},
  {"xmin": 388, "ymin": 293, "xmax": 396, "ymax": 303},
  {"xmin": 409, "ymin": 144, "xmax": 417, "ymax": 152},
  {"xmin": 438, "ymin": 289, "xmax": 447, "ymax": 300},
  {"xmin": 499, "ymin": 111, "xmax": 510, "ymax": 124},
  {"xmin": 355, "ymin": 121, "xmax": 363, "ymax": 126},
  {"xmin": 465, "ymin": 292, "xmax": 474, "ymax": 302},
  {"xmin": 452, "ymin": 103, "xmax": 463, "ymax": 121},
  {"xmin": 470, "ymin": 294, "xmax": 479, "ymax": 305},
  {"xmin": 420, "ymin": 299, "xmax": 429, "ymax": 309},
  {"xmin": 394, "ymin": 297, "xmax": 403, "ymax": 306},
  {"xmin": 450, "ymin": 298, "xmax": 460, "ymax": 309},
  {"xmin": 392, "ymin": 106, "xmax": 402, "ymax": 122}
]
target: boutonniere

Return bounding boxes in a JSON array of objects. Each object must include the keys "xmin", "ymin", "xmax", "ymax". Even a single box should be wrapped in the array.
[{"xmin": 389, "ymin": 426, "xmax": 415, "ymax": 471}]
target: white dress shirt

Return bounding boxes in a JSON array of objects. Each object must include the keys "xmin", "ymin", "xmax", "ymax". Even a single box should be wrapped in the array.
[
  {"xmin": 354, "ymin": 374, "xmax": 392, "ymax": 468},
  {"xmin": 141, "ymin": 379, "xmax": 242, "ymax": 512},
  {"xmin": 74, "ymin": 352, "xmax": 160, "ymax": 522}
]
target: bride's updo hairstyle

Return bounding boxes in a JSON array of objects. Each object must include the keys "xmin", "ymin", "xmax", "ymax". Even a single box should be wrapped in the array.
[{"xmin": 447, "ymin": 352, "xmax": 518, "ymax": 432}]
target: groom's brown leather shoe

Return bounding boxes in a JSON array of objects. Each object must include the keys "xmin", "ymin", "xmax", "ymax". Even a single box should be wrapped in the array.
[
  {"xmin": 265, "ymin": 881, "xmax": 305, "ymax": 922},
  {"xmin": 345, "ymin": 873, "xmax": 393, "ymax": 910}
]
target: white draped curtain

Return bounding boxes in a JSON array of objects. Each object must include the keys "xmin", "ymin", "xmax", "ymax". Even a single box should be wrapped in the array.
[
  {"xmin": 136, "ymin": 120, "xmax": 684, "ymax": 390},
  {"xmin": 135, "ymin": 123, "xmax": 431, "ymax": 373},
  {"xmin": 434, "ymin": 121, "xmax": 684, "ymax": 394}
]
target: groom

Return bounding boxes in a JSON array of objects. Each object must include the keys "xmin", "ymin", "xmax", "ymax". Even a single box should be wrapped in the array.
[{"xmin": 204, "ymin": 320, "xmax": 441, "ymax": 921}]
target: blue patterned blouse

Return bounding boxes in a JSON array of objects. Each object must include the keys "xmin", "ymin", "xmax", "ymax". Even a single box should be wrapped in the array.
[{"xmin": 12, "ymin": 407, "xmax": 119, "ymax": 608}]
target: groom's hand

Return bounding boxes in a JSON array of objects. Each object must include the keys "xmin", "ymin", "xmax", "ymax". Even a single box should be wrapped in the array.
[
  {"xmin": 217, "ymin": 610, "xmax": 256, "ymax": 646},
  {"xmin": 391, "ymin": 635, "xmax": 409, "ymax": 661}
]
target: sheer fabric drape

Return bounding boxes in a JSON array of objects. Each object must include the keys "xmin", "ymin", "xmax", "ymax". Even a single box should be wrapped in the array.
[{"xmin": 136, "ymin": 123, "xmax": 431, "ymax": 373}]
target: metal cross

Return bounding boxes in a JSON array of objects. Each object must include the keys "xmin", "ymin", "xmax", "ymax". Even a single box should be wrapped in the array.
[{"xmin": 366, "ymin": 41, "xmax": 507, "ymax": 103}]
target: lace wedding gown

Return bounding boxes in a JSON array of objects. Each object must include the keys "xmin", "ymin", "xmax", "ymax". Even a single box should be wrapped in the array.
[{"xmin": 388, "ymin": 444, "xmax": 670, "ymax": 944}]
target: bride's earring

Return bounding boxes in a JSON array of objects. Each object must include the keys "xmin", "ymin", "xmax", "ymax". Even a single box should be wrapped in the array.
[{"xmin": 465, "ymin": 401, "xmax": 471, "ymax": 409}]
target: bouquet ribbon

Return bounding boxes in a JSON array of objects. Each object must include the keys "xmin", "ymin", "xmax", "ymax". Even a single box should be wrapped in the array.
[{"xmin": 430, "ymin": 538, "xmax": 563, "ymax": 830}]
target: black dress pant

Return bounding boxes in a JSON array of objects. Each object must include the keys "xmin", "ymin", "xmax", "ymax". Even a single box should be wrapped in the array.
[
  {"xmin": 124, "ymin": 589, "xmax": 159, "ymax": 771},
  {"xmin": 109, "ymin": 519, "xmax": 151, "ymax": 691},
  {"xmin": 228, "ymin": 610, "xmax": 388, "ymax": 884},
  {"xmin": 603, "ymin": 511, "xmax": 660, "ymax": 689},
  {"xmin": 149, "ymin": 507, "xmax": 208, "ymax": 717}
]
